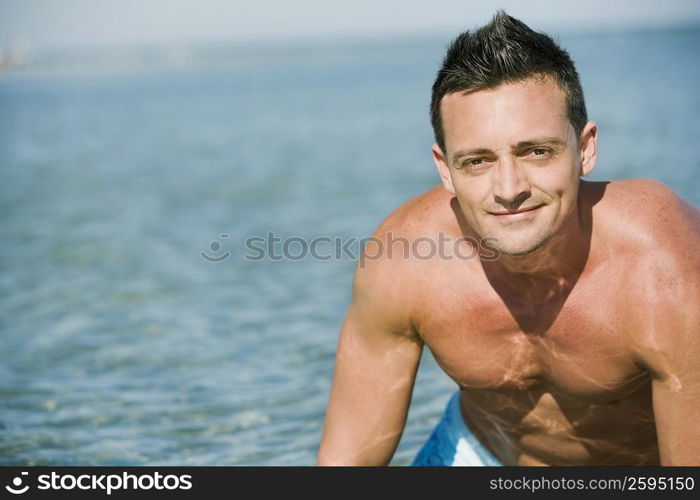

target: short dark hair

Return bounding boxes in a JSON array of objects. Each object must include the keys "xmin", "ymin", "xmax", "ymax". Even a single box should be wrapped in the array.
[{"xmin": 430, "ymin": 10, "xmax": 587, "ymax": 153}]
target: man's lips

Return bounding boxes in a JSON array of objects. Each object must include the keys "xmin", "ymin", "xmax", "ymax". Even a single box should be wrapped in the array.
[{"xmin": 488, "ymin": 204, "xmax": 544, "ymax": 216}]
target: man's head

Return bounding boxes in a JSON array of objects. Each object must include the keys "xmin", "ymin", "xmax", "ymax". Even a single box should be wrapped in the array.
[{"xmin": 431, "ymin": 11, "xmax": 597, "ymax": 256}]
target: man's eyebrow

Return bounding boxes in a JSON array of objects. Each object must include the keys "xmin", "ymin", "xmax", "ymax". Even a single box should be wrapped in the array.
[
  {"xmin": 451, "ymin": 148, "xmax": 493, "ymax": 163},
  {"xmin": 451, "ymin": 137, "xmax": 567, "ymax": 163},
  {"xmin": 513, "ymin": 137, "xmax": 567, "ymax": 149}
]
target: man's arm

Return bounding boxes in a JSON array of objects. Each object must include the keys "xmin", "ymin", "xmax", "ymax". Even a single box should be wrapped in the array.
[
  {"xmin": 649, "ymin": 293, "xmax": 700, "ymax": 465},
  {"xmin": 648, "ymin": 267, "xmax": 700, "ymax": 465},
  {"xmin": 317, "ymin": 239, "xmax": 423, "ymax": 466},
  {"xmin": 642, "ymin": 193, "xmax": 700, "ymax": 465}
]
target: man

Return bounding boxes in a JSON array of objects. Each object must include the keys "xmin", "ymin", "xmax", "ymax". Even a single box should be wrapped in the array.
[{"xmin": 317, "ymin": 11, "xmax": 700, "ymax": 466}]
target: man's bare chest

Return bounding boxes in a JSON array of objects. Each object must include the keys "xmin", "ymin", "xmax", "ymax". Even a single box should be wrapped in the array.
[{"xmin": 415, "ymin": 271, "xmax": 646, "ymax": 403}]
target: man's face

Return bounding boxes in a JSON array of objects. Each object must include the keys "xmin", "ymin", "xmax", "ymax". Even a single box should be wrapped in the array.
[{"xmin": 433, "ymin": 76, "xmax": 596, "ymax": 256}]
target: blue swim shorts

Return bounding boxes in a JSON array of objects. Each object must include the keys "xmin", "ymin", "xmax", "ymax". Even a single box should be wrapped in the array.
[{"xmin": 412, "ymin": 391, "xmax": 503, "ymax": 466}]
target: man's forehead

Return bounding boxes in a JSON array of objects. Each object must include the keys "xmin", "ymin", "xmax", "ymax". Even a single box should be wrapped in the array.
[
  {"xmin": 440, "ymin": 76, "xmax": 567, "ymax": 113},
  {"xmin": 440, "ymin": 76, "xmax": 571, "ymax": 153}
]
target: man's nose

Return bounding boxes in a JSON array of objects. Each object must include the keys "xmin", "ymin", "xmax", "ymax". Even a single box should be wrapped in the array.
[{"xmin": 492, "ymin": 157, "xmax": 531, "ymax": 207}]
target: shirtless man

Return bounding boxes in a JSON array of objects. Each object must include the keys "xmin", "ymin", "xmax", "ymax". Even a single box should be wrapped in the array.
[{"xmin": 317, "ymin": 12, "xmax": 700, "ymax": 466}]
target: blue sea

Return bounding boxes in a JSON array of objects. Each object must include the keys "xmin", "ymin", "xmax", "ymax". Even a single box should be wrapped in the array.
[{"xmin": 1, "ymin": 27, "xmax": 698, "ymax": 465}]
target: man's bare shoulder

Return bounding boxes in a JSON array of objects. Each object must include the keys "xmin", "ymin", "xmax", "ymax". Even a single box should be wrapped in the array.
[
  {"xmin": 590, "ymin": 178, "xmax": 699, "ymax": 309},
  {"xmin": 351, "ymin": 185, "xmax": 456, "ymax": 328},
  {"xmin": 373, "ymin": 184, "xmax": 457, "ymax": 237},
  {"xmin": 357, "ymin": 183, "xmax": 454, "ymax": 272},
  {"xmin": 592, "ymin": 179, "xmax": 700, "ymax": 365},
  {"xmin": 589, "ymin": 178, "xmax": 700, "ymax": 256}
]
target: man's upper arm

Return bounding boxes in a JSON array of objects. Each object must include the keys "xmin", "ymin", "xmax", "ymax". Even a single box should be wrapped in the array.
[
  {"xmin": 649, "ymin": 295, "xmax": 700, "ymax": 465},
  {"xmin": 317, "ymin": 238, "xmax": 423, "ymax": 466},
  {"xmin": 643, "ymin": 194, "xmax": 700, "ymax": 465}
]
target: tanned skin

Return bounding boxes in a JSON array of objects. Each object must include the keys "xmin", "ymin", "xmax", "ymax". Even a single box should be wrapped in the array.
[{"xmin": 318, "ymin": 76, "xmax": 700, "ymax": 466}]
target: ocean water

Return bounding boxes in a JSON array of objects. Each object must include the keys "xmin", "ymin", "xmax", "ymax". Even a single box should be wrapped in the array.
[{"xmin": 1, "ymin": 27, "xmax": 698, "ymax": 466}]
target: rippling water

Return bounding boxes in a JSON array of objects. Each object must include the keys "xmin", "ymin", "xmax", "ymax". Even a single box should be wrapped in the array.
[{"xmin": 1, "ymin": 27, "xmax": 698, "ymax": 465}]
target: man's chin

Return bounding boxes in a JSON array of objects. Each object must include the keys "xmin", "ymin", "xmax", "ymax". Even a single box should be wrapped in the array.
[
  {"xmin": 484, "ymin": 230, "xmax": 554, "ymax": 257},
  {"xmin": 497, "ymin": 245, "xmax": 544, "ymax": 257}
]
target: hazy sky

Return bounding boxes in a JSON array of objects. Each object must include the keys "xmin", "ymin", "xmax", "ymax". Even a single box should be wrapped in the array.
[{"xmin": 2, "ymin": 0, "xmax": 700, "ymax": 49}]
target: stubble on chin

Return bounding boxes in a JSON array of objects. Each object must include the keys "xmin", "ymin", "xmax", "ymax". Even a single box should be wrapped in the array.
[{"xmin": 483, "ymin": 222, "xmax": 556, "ymax": 257}]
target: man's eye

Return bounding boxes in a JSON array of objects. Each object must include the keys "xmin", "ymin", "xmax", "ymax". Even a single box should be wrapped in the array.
[
  {"xmin": 465, "ymin": 158, "xmax": 484, "ymax": 167},
  {"xmin": 531, "ymin": 148, "xmax": 549, "ymax": 157}
]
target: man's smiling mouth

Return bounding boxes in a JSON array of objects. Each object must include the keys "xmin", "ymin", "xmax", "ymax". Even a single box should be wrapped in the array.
[{"xmin": 488, "ymin": 204, "xmax": 545, "ymax": 220}]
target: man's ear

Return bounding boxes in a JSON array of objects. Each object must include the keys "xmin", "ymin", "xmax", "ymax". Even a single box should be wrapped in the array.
[
  {"xmin": 432, "ymin": 143, "xmax": 455, "ymax": 194},
  {"xmin": 579, "ymin": 121, "xmax": 598, "ymax": 177}
]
